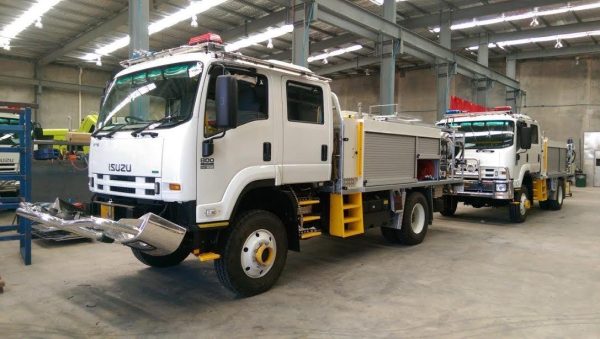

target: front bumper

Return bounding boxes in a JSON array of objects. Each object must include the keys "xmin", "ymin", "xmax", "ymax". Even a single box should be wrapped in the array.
[
  {"xmin": 17, "ymin": 199, "xmax": 187, "ymax": 255},
  {"xmin": 452, "ymin": 179, "xmax": 514, "ymax": 200}
]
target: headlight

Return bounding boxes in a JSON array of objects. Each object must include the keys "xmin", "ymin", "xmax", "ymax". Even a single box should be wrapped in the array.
[{"xmin": 495, "ymin": 183, "xmax": 507, "ymax": 192}]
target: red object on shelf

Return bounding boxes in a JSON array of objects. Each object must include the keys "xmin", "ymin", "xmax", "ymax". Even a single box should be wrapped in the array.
[
  {"xmin": 189, "ymin": 33, "xmax": 223, "ymax": 45},
  {"xmin": 450, "ymin": 96, "xmax": 490, "ymax": 113}
]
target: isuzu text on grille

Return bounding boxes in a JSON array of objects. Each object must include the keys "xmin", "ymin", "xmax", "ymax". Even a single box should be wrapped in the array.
[{"xmin": 108, "ymin": 164, "xmax": 132, "ymax": 172}]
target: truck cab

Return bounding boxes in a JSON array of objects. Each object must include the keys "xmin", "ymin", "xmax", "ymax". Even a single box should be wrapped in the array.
[{"xmin": 438, "ymin": 109, "xmax": 551, "ymax": 222}]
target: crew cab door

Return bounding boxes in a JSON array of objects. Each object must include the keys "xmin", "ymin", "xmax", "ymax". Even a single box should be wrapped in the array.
[
  {"xmin": 196, "ymin": 66, "xmax": 277, "ymax": 217},
  {"xmin": 281, "ymin": 77, "xmax": 332, "ymax": 184}
]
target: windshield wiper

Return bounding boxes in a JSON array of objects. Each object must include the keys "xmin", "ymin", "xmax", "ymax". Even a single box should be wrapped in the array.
[
  {"xmin": 93, "ymin": 123, "xmax": 127, "ymax": 139},
  {"xmin": 130, "ymin": 116, "xmax": 180, "ymax": 137}
]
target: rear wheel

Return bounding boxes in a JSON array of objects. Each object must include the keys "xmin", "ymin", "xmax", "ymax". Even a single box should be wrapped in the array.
[
  {"xmin": 440, "ymin": 196, "xmax": 458, "ymax": 216},
  {"xmin": 547, "ymin": 182, "xmax": 564, "ymax": 210},
  {"xmin": 509, "ymin": 190, "xmax": 529, "ymax": 223},
  {"xmin": 131, "ymin": 240, "xmax": 191, "ymax": 268},
  {"xmin": 215, "ymin": 210, "xmax": 288, "ymax": 297},
  {"xmin": 381, "ymin": 192, "xmax": 429, "ymax": 246}
]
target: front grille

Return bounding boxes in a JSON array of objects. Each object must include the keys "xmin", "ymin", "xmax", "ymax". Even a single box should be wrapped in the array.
[
  {"xmin": 111, "ymin": 186, "xmax": 135, "ymax": 194},
  {"xmin": 110, "ymin": 175, "xmax": 136, "ymax": 182},
  {"xmin": 464, "ymin": 180, "xmax": 495, "ymax": 192},
  {"xmin": 0, "ymin": 162, "xmax": 17, "ymax": 173},
  {"xmin": 94, "ymin": 173, "xmax": 159, "ymax": 197}
]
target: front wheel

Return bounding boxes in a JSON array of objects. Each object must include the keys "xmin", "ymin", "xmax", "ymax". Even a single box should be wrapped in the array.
[
  {"xmin": 509, "ymin": 190, "xmax": 529, "ymax": 223},
  {"xmin": 215, "ymin": 210, "xmax": 288, "ymax": 297},
  {"xmin": 440, "ymin": 196, "xmax": 458, "ymax": 217}
]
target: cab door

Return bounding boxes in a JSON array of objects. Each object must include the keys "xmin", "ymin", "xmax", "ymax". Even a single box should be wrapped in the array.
[
  {"xmin": 196, "ymin": 66, "xmax": 277, "ymax": 218},
  {"xmin": 280, "ymin": 77, "xmax": 332, "ymax": 184}
]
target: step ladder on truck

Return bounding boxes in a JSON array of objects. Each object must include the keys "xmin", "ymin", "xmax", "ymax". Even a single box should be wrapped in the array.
[
  {"xmin": 17, "ymin": 33, "xmax": 464, "ymax": 296},
  {"xmin": 437, "ymin": 108, "xmax": 575, "ymax": 223}
]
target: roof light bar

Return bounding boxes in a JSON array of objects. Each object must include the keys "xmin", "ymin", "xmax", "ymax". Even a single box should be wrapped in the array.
[
  {"xmin": 0, "ymin": 0, "xmax": 62, "ymax": 49},
  {"xmin": 432, "ymin": 1, "xmax": 600, "ymax": 32},
  {"xmin": 224, "ymin": 25, "xmax": 293, "ymax": 52},
  {"xmin": 82, "ymin": 0, "xmax": 228, "ymax": 61},
  {"xmin": 307, "ymin": 45, "xmax": 363, "ymax": 63},
  {"xmin": 467, "ymin": 30, "xmax": 600, "ymax": 50}
]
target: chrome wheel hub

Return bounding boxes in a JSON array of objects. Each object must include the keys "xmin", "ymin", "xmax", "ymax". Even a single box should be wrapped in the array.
[{"xmin": 241, "ymin": 229, "xmax": 276, "ymax": 278}]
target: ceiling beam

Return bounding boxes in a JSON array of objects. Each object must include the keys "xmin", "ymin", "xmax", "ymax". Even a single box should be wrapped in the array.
[
  {"xmin": 313, "ymin": 0, "xmax": 519, "ymax": 89},
  {"xmin": 507, "ymin": 44, "xmax": 600, "ymax": 60},
  {"xmin": 453, "ymin": 20, "xmax": 600, "ymax": 49},
  {"xmin": 400, "ymin": 0, "xmax": 567, "ymax": 29},
  {"xmin": 37, "ymin": 0, "xmax": 170, "ymax": 66}
]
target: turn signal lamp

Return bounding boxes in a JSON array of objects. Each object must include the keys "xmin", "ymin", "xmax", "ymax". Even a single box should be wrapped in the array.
[
  {"xmin": 169, "ymin": 183, "xmax": 182, "ymax": 191},
  {"xmin": 189, "ymin": 33, "xmax": 223, "ymax": 45}
]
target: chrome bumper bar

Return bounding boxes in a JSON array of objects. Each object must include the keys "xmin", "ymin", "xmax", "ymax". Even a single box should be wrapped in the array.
[{"xmin": 17, "ymin": 199, "xmax": 187, "ymax": 256}]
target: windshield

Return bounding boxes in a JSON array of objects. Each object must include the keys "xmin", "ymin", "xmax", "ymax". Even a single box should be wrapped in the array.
[
  {"xmin": 98, "ymin": 62, "xmax": 203, "ymax": 131},
  {"xmin": 443, "ymin": 120, "xmax": 515, "ymax": 149},
  {"xmin": 0, "ymin": 117, "xmax": 20, "ymax": 146}
]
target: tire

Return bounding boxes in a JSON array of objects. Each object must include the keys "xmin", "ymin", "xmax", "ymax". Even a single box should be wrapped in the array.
[
  {"xmin": 391, "ymin": 192, "xmax": 430, "ymax": 246},
  {"xmin": 381, "ymin": 226, "xmax": 400, "ymax": 243},
  {"xmin": 539, "ymin": 200, "xmax": 549, "ymax": 210},
  {"xmin": 547, "ymin": 181, "xmax": 564, "ymax": 211},
  {"xmin": 214, "ymin": 210, "xmax": 288, "ymax": 297},
  {"xmin": 509, "ymin": 190, "xmax": 529, "ymax": 223},
  {"xmin": 440, "ymin": 196, "xmax": 458, "ymax": 217},
  {"xmin": 131, "ymin": 239, "xmax": 191, "ymax": 268}
]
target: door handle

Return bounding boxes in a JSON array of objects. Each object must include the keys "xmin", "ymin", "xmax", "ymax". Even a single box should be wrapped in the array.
[
  {"xmin": 263, "ymin": 142, "xmax": 271, "ymax": 161},
  {"xmin": 321, "ymin": 144, "xmax": 328, "ymax": 161}
]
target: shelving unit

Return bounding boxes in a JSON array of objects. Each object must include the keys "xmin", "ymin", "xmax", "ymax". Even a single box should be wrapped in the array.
[{"xmin": 0, "ymin": 102, "xmax": 33, "ymax": 265}]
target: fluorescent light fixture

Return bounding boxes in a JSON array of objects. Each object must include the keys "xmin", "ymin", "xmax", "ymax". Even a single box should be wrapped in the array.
[
  {"xmin": 432, "ymin": 1, "xmax": 600, "ymax": 32},
  {"xmin": 369, "ymin": 0, "xmax": 406, "ymax": 5},
  {"xmin": 467, "ymin": 30, "xmax": 600, "ymax": 50},
  {"xmin": 307, "ymin": 44, "xmax": 363, "ymax": 63},
  {"xmin": 0, "ymin": 0, "xmax": 62, "ymax": 49},
  {"xmin": 224, "ymin": 24, "xmax": 293, "ymax": 52},
  {"xmin": 82, "ymin": 0, "xmax": 228, "ymax": 61}
]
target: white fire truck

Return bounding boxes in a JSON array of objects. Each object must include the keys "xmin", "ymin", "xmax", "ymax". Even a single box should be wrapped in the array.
[
  {"xmin": 18, "ymin": 34, "xmax": 463, "ymax": 296},
  {"xmin": 437, "ymin": 108, "xmax": 575, "ymax": 223}
]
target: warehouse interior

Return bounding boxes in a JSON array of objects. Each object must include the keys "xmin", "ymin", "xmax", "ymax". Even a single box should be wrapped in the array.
[{"xmin": 1, "ymin": 0, "xmax": 599, "ymax": 337}]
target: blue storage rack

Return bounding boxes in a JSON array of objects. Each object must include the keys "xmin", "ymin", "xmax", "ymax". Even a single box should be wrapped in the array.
[{"xmin": 0, "ymin": 102, "xmax": 33, "ymax": 265}]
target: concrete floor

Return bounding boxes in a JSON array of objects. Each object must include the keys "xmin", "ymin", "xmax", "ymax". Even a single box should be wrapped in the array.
[{"xmin": 1, "ymin": 187, "xmax": 599, "ymax": 338}]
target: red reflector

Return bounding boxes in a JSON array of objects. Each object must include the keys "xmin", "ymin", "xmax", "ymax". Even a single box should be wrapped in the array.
[
  {"xmin": 189, "ymin": 33, "xmax": 223, "ymax": 45},
  {"xmin": 493, "ymin": 105, "xmax": 512, "ymax": 111}
]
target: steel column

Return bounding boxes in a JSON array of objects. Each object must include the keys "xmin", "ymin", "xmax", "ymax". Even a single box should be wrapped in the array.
[
  {"xmin": 505, "ymin": 58, "xmax": 520, "ymax": 109},
  {"xmin": 379, "ymin": 0, "xmax": 396, "ymax": 115},
  {"xmin": 474, "ymin": 35, "xmax": 489, "ymax": 106},
  {"xmin": 436, "ymin": 15, "xmax": 452, "ymax": 120},
  {"xmin": 128, "ymin": 0, "xmax": 149, "ymax": 58},
  {"xmin": 292, "ymin": 4, "xmax": 314, "ymax": 68}
]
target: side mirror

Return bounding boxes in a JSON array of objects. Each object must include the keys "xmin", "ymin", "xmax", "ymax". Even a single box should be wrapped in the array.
[
  {"xmin": 215, "ymin": 75, "xmax": 238, "ymax": 129},
  {"xmin": 519, "ymin": 126, "xmax": 532, "ymax": 149}
]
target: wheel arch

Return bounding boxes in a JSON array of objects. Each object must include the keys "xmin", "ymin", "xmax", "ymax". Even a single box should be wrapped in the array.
[{"xmin": 229, "ymin": 181, "xmax": 300, "ymax": 252}]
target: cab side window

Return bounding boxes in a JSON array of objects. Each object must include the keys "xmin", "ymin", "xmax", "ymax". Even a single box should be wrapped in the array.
[
  {"xmin": 204, "ymin": 67, "xmax": 268, "ymax": 137},
  {"xmin": 530, "ymin": 124, "xmax": 539, "ymax": 144},
  {"xmin": 286, "ymin": 81, "xmax": 324, "ymax": 124}
]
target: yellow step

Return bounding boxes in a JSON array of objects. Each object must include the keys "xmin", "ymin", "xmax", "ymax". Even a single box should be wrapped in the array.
[
  {"xmin": 343, "ymin": 216, "xmax": 361, "ymax": 224},
  {"xmin": 197, "ymin": 252, "xmax": 221, "ymax": 262},
  {"xmin": 343, "ymin": 203, "xmax": 360, "ymax": 210},
  {"xmin": 298, "ymin": 199, "xmax": 320, "ymax": 206},
  {"xmin": 300, "ymin": 231, "xmax": 322, "ymax": 239},
  {"xmin": 302, "ymin": 215, "xmax": 321, "ymax": 222}
]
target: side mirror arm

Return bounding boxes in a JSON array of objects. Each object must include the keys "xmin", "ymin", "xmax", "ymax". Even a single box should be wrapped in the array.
[{"xmin": 202, "ymin": 130, "xmax": 227, "ymax": 157}]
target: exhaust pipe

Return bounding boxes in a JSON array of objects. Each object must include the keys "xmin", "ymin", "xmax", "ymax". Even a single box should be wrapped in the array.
[{"xmin": 17, "ymin": 199, "xmax": 187, "ymax": 256}]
